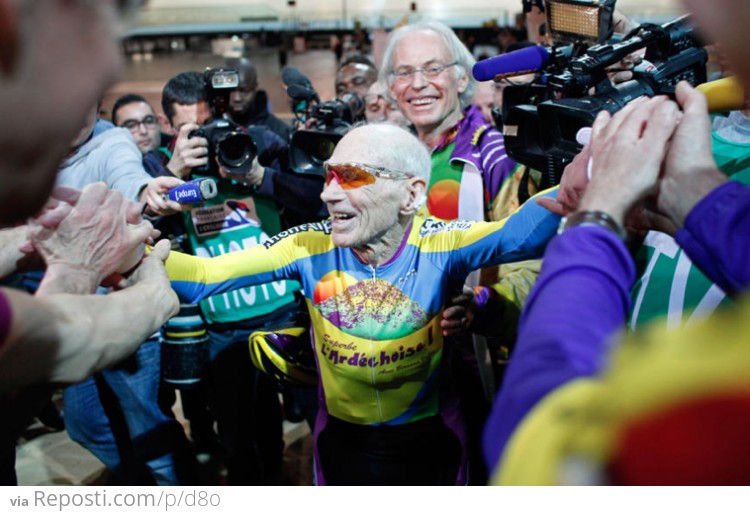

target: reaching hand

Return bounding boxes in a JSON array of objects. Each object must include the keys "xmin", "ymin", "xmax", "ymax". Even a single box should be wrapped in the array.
[
  {"xmin": 28, "ymin": 182, "xmax": 155, "ymax": 288},
  {"xmin": 578, "ymin": 96, "xmax": 680, "ymax": 226},
  {"xmin": 141, "ymin": 176, "xmax": 191, "ymax": 216},
  {"xmin": 656, "ymin": 81, "xmax": 728, "ymax": 229},
  {"xmin": 537, "ymin": 144, "xmax": 592, "ymax": 216}
]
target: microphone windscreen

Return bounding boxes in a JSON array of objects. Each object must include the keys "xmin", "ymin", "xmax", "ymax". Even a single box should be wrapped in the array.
[
  {"xmin": 282, "ymin": 67, "xmax": 312, "ymax": 88},
  {"xmin": 472, "ymin": 45, "xmax": 550, "ymax": 82},
  {"xmin": 697, "ymin": 76, "xmax": 746, "ymax": 113}
]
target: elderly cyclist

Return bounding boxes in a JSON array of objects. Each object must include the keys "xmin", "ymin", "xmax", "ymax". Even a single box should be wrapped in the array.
[{"xmin": 163, "ymin": 123, "xmax": 559, "ymax": 485}]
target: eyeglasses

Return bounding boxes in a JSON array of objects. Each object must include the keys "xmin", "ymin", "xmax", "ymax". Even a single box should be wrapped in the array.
[
  {"xmin": 121, "ymin": 115, "xmax": 158, "ymax": 131},
  {"xmin": 323, "ymin": 162, "xmax": 411, "ymax": 190},
  {"xmin": 390, "ymin": 62, "xmax": 458, "ymax": 83}
]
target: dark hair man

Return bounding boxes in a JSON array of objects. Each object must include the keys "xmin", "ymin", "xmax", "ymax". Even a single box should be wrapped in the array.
[{"xmin": 335, "ymin": 55, "xmax": 378, "ymax": 98}]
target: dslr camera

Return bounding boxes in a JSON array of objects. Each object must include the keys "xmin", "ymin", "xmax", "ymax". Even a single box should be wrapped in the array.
[{"xmin": 189, "ymin": 68, "xmax": 258, "ymax": 177}]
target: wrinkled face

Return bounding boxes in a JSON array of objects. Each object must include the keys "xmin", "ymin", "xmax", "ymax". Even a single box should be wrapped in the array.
[
  {"xmin": 320, "ymin": 132, "xmax": 407, "ymax": 250},
  {"xmin": 114, "ymin": 101, "xmax": 161, "ymax": 154},
  {"xmin": 388, "ymin": 30, "xmax": 468, "ymax": 137},
  {"xmin": 335, "ymin": 63, "xmax": 377, "ymax": 98},
  {"xmin": 169, "ymin": 102, "xmax": 211, "ymax": 131}
]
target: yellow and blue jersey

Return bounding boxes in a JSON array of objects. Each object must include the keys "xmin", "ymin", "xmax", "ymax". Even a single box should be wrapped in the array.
[{"xmin": 165, "ymin": 192, "xmax": 558, "ymax": 427}]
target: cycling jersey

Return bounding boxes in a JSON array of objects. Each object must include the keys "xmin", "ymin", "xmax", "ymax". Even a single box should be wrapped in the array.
[{"xmin": 165, "ymin": 191, "xmax": 558, "ymax": 484}]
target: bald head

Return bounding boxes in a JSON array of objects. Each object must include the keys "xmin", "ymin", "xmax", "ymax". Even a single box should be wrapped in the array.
[
  {"xmin": 225, "ymin": 57, "xmax": 259, "ymax": 118},
  {"xmin": 333, "ymin": 124, "xmax": 431, "ymax": 183}
]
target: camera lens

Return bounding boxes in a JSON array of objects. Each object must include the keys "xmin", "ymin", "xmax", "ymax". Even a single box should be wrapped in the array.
[
  {"xmin": 310, "ymin": 138, "xmax": 336, "ymax": 164},
  {"xmin": 217, "ymin": 132, "xmax": 256, "ymax": 172}
]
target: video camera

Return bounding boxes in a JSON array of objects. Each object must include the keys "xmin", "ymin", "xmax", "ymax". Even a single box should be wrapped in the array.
[
  {"xmin": 282, "ymin": 67, "xmax": 365, "ymax": 177},
  {"xmin": 189, "ymin": 68, "xmax": 258, "ymax": 178},
  {"xmin": 474, "ymin": 0, "xmax": 707, "ymax": 187}
]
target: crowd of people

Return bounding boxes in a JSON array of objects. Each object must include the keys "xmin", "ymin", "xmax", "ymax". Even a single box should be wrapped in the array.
[{"xmin": 1, "ymin": 0, "xmax": 750, "ymax": 487}]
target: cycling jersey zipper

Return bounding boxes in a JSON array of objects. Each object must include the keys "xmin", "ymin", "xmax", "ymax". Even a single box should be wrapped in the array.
[{"xmin": 368, "ymin": 264, "xmax": 384, "ymax": 422}]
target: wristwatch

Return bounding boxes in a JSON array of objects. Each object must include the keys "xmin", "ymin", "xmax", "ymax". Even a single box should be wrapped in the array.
[{"xmin": 557, "ymin": 210, "xmax": 626, "ymax": 240}]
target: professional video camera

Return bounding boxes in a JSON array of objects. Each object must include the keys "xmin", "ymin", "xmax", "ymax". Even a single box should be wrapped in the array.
[
  {"xmin": 189, "ymin": 68, "xmax": 258, "ymax": 178},
  {"xmin": 473, "ymin": 0, "xmax": 706, "ymax": 188},
  {"xmin": 282, "ymin": 67, "xmax": 365, "ymax": 177}
]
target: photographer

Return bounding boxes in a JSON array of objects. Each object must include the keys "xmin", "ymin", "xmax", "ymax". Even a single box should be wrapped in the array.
[
  {"xmin": 225, "ymin": 57, "xmax": 292, "ymax": 142},
  {"xmin": 157, "ymin": 70, "xmax": 320, "ymax": 484},
  {"xmin": 335, "ymin": 55, "xmax": 378, "ymax": 99},
  {"xmin": 484, "ymin": 0, "xmax": 750, "ymax": 485}
]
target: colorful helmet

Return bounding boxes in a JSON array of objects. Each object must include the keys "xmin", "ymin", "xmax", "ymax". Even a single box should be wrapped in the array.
[{"xmin": 249, "ymin": 326, "xmax": 318, "ymax": 387}]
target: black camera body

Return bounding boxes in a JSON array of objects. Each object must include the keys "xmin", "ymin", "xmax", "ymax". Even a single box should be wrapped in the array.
[
  {"xmin": 289, "ymin": 89, "xmax": 365, "ymax": 177},
  {"xmin": 501, "ymin": 15, "xmax": 706, "ymax": 187},
  {"xmin": 189, "ymin": 68, "xmax": 257, "ymax": 177}
]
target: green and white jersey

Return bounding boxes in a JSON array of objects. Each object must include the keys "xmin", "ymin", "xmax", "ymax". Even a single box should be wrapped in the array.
[{"xmin": 629, "ymin": 127, "xmax": 750, "ymax": 330}]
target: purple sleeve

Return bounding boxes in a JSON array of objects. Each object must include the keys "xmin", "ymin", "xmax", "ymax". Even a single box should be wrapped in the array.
[
  {"xmin": 482, "ymin": 227, "xmax": 635, "ymax": 473},
  {"xmin": 478, "ymin": 131, "xmax": 517, "ymax": 204},
  {"xmin": 675, "ymin": 181, "xmax": 750, "ymax": 295}
]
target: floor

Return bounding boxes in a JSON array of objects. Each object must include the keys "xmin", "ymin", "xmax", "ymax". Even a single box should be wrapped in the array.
[
  {"xmin": 15, "ymin": 391, "xmax": 314, "ymax": 486},
  {"xmin": 15, "ymin": 46, "xmax": 332, "ymax": 486}
]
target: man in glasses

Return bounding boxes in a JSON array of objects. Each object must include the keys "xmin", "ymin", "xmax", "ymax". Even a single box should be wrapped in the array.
[
  {"xmin": 380, "ymin": 21, "xmax": 542, "ymax": 482},
  {"xmin": 162, "ymin": 122, "xmax": 560, "ymax": 485},
  {"xmin": 112, "ymin": 95, "xmax": 165, "ymax": 162}
]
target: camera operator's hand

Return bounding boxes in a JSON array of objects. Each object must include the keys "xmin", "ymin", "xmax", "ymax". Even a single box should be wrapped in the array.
[
  {"xmin": 537, "ymin": 144, "xmax": 591, "ymax": 216},
  {"xmin": 166, "ymin": 123, "xmax": 208, "ymax": 179},
  {"xmin": 656, "ymin": 81, "xmax": 728, "ymax": 230},
  {"xmin": 218, "ymin": 159, "xmax": 266, "ymax": 188},
  {"xmin": 140, "ymin": 176, "xmax": 192, "ymax": 216},
  {"xmin": 578, "ymin": 96, "xmax": 680, "ymax": 227}
]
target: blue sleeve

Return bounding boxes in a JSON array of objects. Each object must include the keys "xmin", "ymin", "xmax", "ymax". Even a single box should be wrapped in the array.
[{"xmin": 448, "ymin": 187, "xmax": 560, "ymax": 278}]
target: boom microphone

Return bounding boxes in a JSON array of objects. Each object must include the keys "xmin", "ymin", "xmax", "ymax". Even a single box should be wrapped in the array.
[
  {"xmin": 282, "ymin": 67, "xmax": 319, "ymax": 102},
  {"xmin": 472, "ymin": 45, "xmax": 551, "ymax": 82}
]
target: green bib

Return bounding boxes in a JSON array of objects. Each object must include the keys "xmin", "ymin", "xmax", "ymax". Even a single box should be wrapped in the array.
[{"xmin": 183, "ymin": 176, "xmax": 300, "ymax": 324}]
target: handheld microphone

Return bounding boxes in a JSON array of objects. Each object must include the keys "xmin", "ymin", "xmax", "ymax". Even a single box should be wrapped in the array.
[
  {"xmin": 696, "ymin": 76, "xmax": 746, "ymax": 113},
  {"xmin": 164, "ymin": 178, "xmax": 218, "ymax": 204},
  {"xmin": 472, "ymin": 45, "xmax": 551, "ymax": 82},
  {"xmin": 281, "ymin": 67, "xmax": 319, "ymax": 101}
]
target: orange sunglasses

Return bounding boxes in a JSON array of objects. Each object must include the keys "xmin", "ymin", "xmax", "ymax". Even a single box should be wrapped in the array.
[{"xmin": 323, "ymin": 162, "xmax": 411, "ymax": 190}]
